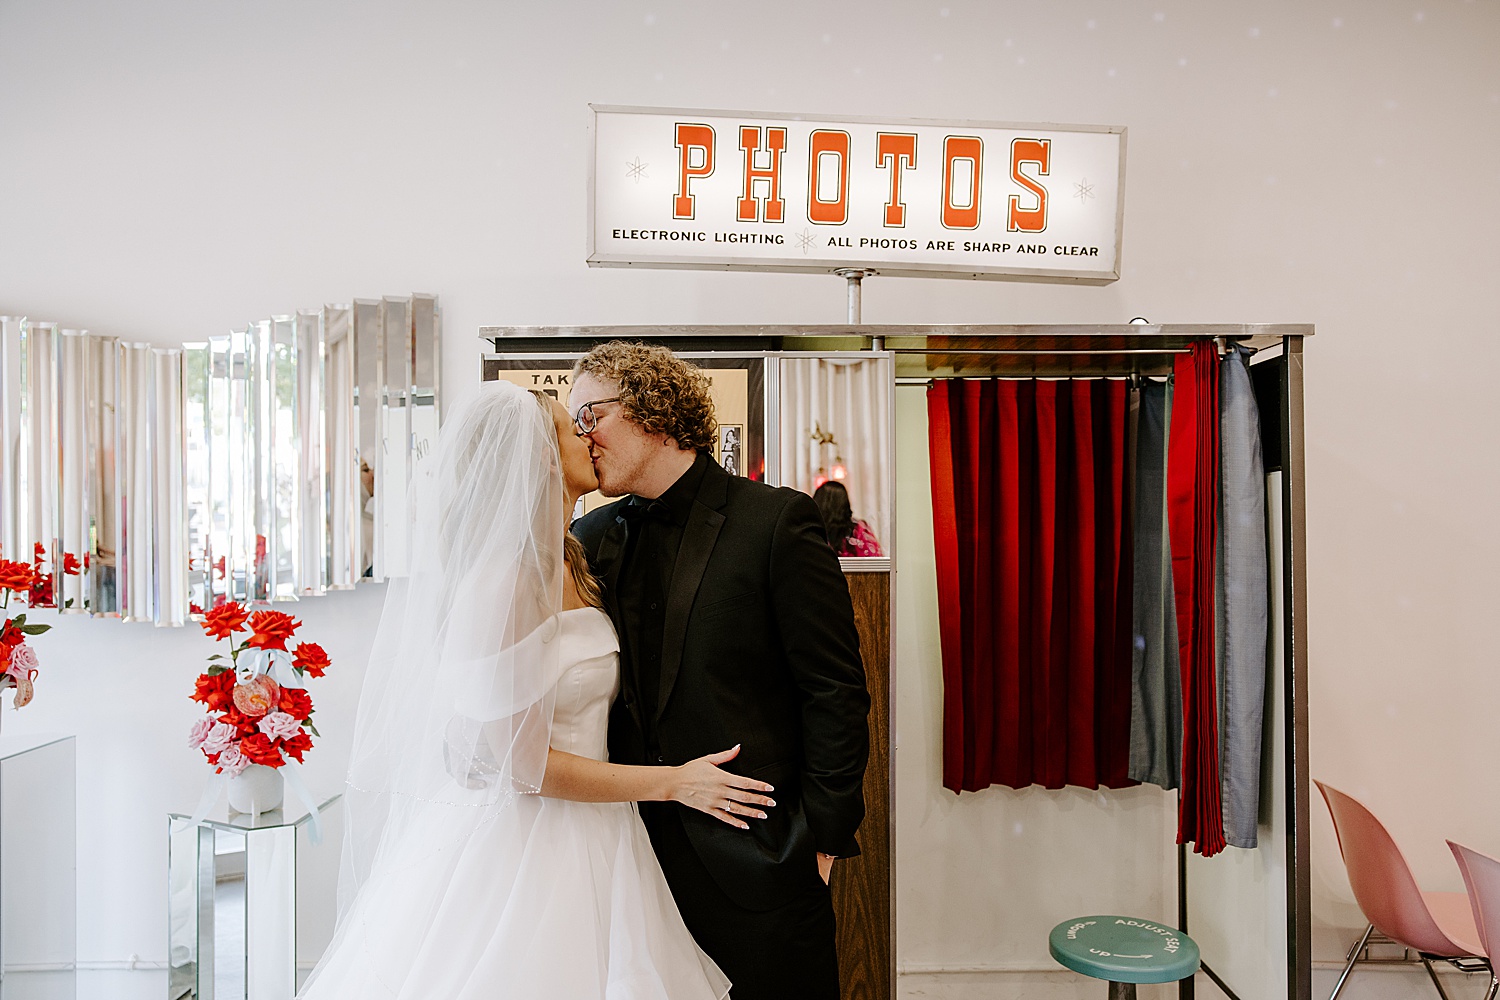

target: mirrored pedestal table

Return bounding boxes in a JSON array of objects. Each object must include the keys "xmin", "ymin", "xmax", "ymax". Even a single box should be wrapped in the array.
[
  {"xmin": 168, "ymin": 793, "xmax": 340, "ymax": 1000},
  {"xmin": 0, "ymin": 733, "xmax": 77, "ymax": 1000}
]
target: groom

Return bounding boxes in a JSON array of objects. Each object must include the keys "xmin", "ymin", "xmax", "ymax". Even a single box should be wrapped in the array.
[{"xmin": 570, "ymin": 341, "xmax": 870, "ymax": 1000}]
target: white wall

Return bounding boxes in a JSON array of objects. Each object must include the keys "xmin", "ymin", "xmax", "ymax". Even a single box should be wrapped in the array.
[{"xmin": 4, "ymin": 2, "xmax": 1500, "ymax": 997}]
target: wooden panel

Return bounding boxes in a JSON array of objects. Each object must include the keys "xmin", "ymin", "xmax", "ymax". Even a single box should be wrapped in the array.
[{"xmin": 833, "ymin": 570, "xmax": 892, "ymax": 1000}]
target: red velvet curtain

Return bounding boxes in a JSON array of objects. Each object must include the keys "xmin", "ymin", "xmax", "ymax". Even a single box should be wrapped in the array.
[
  {"xmin": 1169, "ymin": 343, "xmax": 1225, "ymax": 856},
  {"xmin": 929, "ymin": 378, "xmax": 1133, "ymax": 793}
]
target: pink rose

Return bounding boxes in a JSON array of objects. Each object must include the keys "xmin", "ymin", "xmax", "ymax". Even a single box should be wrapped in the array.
[
  {"xmin": 8, "ymin": 643, "xmax": 37, "ymax": 675},
  {"xmin": 200, "ymin": 721, "xmax": 237, "ymax": 756},
  {"xmin": 257, "ymin": 711, "xmax": 302, "ymax": 742},
  {"xmin": 188, "ymin": 717, "xmax": 216, "ymax": 750},
  {"xmin": 216, "ymin": 744, "xmax": 250, "ymax": 776}
]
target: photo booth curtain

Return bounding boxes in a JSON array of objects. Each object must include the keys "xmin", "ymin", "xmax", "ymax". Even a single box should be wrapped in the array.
[
  {"xmin": 1217, "ymin": 346, "xmax": 1268, "ymax": 850},
  {"xmin": 928, "ymin": 378, "xmax": 1133, "ymax": 793},
  {"xmin": 1169, "ymin": 341, "xmax": 1225, "ymax": 857},
  {"xmin": 927, "ymin": 346, "xmax": 1266, "ymax": 858},
  {"xmin": 1128, "ymin": 379, "xmax": 1183, "ymax": 791}
]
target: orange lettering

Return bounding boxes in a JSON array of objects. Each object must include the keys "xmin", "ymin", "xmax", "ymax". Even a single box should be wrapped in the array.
[
  {"xmin": 876, "ymin": 132, "xmax": 918, "ymax": 227},
  {"xmin": 807, "ymin": 130, "xmax": 850, "ymax": 225},
  {"xmin": 737, "ymin": 125, "xmax": 787, "ymax": 223},
  {"xmin": 1007, "ymin": 138, "xmax": 1051, "ymax": 233},
  {"xmin": 673, "ymin": 123, "xmax": 715, "ymax": 220},
  {"xmin": 941, "ymin": 135, "xmax": 983, "ymax": 230}
]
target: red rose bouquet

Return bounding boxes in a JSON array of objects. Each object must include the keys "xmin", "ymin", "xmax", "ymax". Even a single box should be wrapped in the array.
[
  {"xmin": 188, "ymin": 602, "xmax": 329, "ymax": 775},
  {"xmin": 0, "ymin": 558, "xmax": 51, "ymax": 710}
]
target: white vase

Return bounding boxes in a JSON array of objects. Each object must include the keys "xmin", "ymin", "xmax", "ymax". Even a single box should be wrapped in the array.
[{"xmin": 228, "ymin": 764, "xmax": 284, "ymax": 814}]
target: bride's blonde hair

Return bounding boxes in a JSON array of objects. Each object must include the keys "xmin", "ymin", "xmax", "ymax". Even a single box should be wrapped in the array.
[
  {"xmin": 563, "ymin": 534, "xmax": 604, "ymax": 610},
  {"xmin": 530, "ymin": 389, "xmax": 605, "ymax": 610}
]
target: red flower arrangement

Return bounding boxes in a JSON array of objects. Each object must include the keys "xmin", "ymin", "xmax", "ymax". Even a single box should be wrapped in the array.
[
  {"xmin": 0, "ymin": 557, "xmax": 51, "ymax": 709},
  {"xmin": 188, "ymin": 602, "xmax": 327, "ymax": 775}
]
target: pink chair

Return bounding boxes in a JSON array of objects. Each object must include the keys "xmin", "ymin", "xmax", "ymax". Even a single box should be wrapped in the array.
[
  {"xmin": 1447, "ymin": 841, "xmax": 1500, "ymax": 1000},
  {"xmin": 1316, "ymin": 780, "xmax": 1488, "ymax": 999}
]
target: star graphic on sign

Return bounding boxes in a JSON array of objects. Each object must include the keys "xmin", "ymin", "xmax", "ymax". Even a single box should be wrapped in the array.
[
  {"xmin": 1074, "ymin": 177, "xmax": 1095, "ymax": 203},
  {"xmin": 795, "ymin": 228, "xmax": 816, "ymax": 254},
  {"xmin": 625, "ymin": 157, "xmax": 648, "ymax": 182}
]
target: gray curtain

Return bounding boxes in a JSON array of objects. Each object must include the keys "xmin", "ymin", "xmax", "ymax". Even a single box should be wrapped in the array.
[
  {"xmin": 1128, "ymin": 379, "xmax": 1183, "ymax": 790},
  {"xmin": 1217, "ymin": 347, "xmax": 1269, "ymax": 849}
]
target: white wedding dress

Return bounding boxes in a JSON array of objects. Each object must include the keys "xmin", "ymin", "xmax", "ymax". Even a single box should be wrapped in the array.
[{"xmin": 300, "ymin": 607, "xmax": 730, "ymax": 1000}]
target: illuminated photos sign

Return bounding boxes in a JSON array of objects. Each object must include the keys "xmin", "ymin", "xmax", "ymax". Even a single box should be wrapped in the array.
[{"xmin": 588, "ymin": 106, "xmax": 1126, "ymax": 283}]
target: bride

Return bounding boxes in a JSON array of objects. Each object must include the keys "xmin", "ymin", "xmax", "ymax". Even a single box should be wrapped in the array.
[{"xmin": 300, "ymin": 381, "xmax": 773, "ymax": 999}]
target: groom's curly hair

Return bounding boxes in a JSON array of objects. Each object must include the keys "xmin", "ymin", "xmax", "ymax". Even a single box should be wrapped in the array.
[{"xmin": 572, "ymin": 341, "xmax": 717, "ymax": 452}]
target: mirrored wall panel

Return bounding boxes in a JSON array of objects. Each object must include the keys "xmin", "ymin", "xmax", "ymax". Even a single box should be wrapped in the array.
[
  {"xmin": 352, "ymin": 300, "xmax": 381, "ymax": 581},
  {"xmin": 411, "ymin": 293, "xmax": 441, "ymax": 483},
  {"xmin": 154, "ymin": 347, "xmax": 188, "ymax": 625},
  {"xmin": 86, "ymin": 334, "xmax": 119, "ymax": 617},
  {"xmin": 184, "ymin": 345, "xmax": 208, "ymax": 615},
  {"xmin": 0, "ymin": 318, "xmax": 25, "ymax": 566},
  {"xmin": 58, "ymin": 330, "xmax": 90, "ymax": 615},
  {"xmin": 24, "ymin": 322, "xmax": 59, "ymax": 606},
  {"xmin": 118, "ymin": 342, "xmax": 157, "ymax": 621},
  {"xmin": 295, "ymin": 311, "xmax": 326, "ymax": 598},
  {"xmin": 322, "ymin": 306, "xmax": 357, "ymax": 589},
  {"xmin": 379, "ymin": 297, "xmax": 411, "ymax": 580},
  {"xmin": 2, "ymin": 295, "xmax": 439, "ymax": 626}
]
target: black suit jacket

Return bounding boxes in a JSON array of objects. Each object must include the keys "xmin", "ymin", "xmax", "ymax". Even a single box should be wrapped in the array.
[{"xmin": 573, "ymin": 458, "xmax": 870, "ymax": 910}]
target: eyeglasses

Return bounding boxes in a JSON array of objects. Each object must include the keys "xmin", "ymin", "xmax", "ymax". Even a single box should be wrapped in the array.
[{"xmin": 572, "ymin": 397, "xmax": 622, "ymax": 434}]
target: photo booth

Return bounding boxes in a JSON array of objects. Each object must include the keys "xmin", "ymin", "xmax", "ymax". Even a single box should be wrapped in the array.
[{"xmin": 479, "ymin": 322, "xmax": 1312, "ymax": 1000}]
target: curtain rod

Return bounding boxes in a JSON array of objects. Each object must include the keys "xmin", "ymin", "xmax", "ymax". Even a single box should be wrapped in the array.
[
  {"xmin": 895, "ymin": 375, "xmax": 1172, "ymax": 386},
  {"xmin": 890, "ymin": 347, "xmax": 1191, "ymax": 357},
  {"xmin": 479, "ymin": 323, "xmax": 1313, "ymax": 339}
]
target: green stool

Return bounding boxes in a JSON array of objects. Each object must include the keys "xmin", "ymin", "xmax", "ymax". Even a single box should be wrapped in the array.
[{"xmin": 1049, "ymin": 915, "xmax": 1201, "ymax": 999}]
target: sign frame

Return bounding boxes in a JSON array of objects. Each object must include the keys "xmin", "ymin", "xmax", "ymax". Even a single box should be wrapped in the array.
[{"xmin": 587, "ymin": 104, "xmax": 1127, "ymax": 284}]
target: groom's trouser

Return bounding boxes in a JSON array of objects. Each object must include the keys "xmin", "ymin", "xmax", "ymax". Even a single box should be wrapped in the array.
[{"xmin": 645, "ymin": 807, "xmax": 840, "ymax": 1000}]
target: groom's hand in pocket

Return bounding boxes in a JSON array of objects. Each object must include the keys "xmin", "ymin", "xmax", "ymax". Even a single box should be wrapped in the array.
[{"xmin": 668, "ymin": 744, "xmax": 777, "ymax": 830}]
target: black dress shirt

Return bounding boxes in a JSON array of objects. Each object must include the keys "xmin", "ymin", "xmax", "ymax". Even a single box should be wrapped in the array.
[{"xmin": 614, "ymin": 452, "xmax": 710, "ymax": 756}]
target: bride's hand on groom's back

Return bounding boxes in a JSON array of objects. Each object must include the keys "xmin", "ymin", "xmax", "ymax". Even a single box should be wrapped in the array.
[{"xmin": 669, "ymin": 744, "xmax": 776, "ymax": 830}]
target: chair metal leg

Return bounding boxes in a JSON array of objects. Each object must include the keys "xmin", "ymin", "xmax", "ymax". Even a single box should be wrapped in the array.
[
  {"xmin": 1420, "ymin": 955, "xmax": 1455, "ymax": 1000},
  {"xmin": 1328, "ymin": 924, "xmax": 1374, "ymax": 1000},
  {"xmin": 1485, "ymin": 974, "xmax": 1499, "ymax": 1000},
  {"xmin": 1108, "ymin": 983, "xmax": 1138, "ymax": 1000}
]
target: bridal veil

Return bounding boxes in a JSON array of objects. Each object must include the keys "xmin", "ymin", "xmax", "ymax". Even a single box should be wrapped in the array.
[{"xmin": 304, "ymin": 380, "xmax": 565, "ymax": 989}]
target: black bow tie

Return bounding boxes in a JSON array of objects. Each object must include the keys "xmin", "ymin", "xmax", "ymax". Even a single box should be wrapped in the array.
[{"xmin": 619, "ymin": 499, "xmax": 674, "ymax": 526}]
